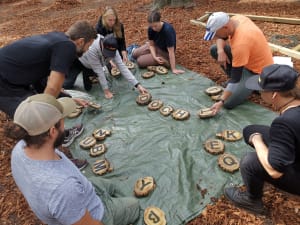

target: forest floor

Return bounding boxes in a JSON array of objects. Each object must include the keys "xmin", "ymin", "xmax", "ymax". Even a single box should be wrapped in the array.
[{"xmin": 0, "ymin": 0, "xmax": 300, "ymax": 224}]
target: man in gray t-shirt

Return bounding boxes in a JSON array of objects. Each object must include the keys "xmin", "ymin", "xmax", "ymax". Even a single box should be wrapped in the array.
[{"xmin": 10, "ymin": 94, "xmax": 140, "ymax": 225}]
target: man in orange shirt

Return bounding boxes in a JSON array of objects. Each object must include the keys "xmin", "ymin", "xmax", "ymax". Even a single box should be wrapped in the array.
[{"xmin": 203, "ymin": 12, "xmax": 273, "ymax": 114}]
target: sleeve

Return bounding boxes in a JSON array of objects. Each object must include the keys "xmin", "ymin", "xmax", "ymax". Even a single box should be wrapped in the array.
[
  {"xmin": 164, "ymin": 24, "xmax": 176, "ymax": 48},
  {"xmin": 228, "ymin": 66, "xmax": 244, "ymax": 83},
  {"xmin": 268, "ymin": 118, "xmax": 297, "ymax": 173},
  {"xmin": 118, "ymin": 23, "xmax": 127, "ymax": 52},
  {"xmin": 50, "ymin": 41, "xmax": 76, "ymax": 75},
  {"xmin": 148, "ymin": 27, "xmax": 154, "ymax": 41},
  {"xmin": 114, "ymin": 51, "xmax": 138, "ymax": 86},
  {"xmin": 48, "ymin": 177, "xmax": 87, "ymax": 225}
]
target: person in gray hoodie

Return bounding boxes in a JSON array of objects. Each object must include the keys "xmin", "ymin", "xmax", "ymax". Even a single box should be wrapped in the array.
[{"xmin": 64, "ymin": 34, "xmax": 148, "ymax": 99}]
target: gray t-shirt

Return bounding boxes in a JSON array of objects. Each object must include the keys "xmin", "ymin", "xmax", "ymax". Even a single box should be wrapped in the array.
[{"xmin": 11, "ymin": 140, "xmax": 104, "ymax": 225}]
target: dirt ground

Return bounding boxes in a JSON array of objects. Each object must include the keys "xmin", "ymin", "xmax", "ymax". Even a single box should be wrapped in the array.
[{"xmin": 0, "ymin": 0, "xmax": 300, "ymax": 224}]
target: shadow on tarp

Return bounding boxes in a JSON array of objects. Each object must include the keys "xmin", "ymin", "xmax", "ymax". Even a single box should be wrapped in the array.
[{"xmin": 64, "ymin": 65, "xmax": 276, "ymax": 225}]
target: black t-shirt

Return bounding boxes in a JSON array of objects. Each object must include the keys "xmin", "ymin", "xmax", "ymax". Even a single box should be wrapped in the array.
[
  {"xmin": 95, "ymin": 16, "xmax": 126, "ymax": 53},
  {"xmin": 148, "ymin": 22, "xmax": 176, "ymax": 52},
  {"xmin": 268, "ymin": 106, "xmax": 300, "ymax": 173},
  {"xmin": 0, "ymin": 32, "xmax": 76, "ymax": 86}
]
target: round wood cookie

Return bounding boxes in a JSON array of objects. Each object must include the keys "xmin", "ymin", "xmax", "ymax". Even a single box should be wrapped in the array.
[
  {"xmin": 90, "ymin": 143, "xmax": 107, "ymax": 157},
  {"xmin": 159, "ymin": 105, "xmax": 174, "ymax": 116},
  {"xmin": 142, "ymin": 71, "xmax": 155, "ymax": 79},
  {"xmin": 172, "ymin": 109, "xmax": 190, "ymax": 120},
  {"xmin": 147, "ymin": 66, "xmax": 157, "ymax": 72},
  {"xmin": 216, "ymin": 130, "xmax": 242, "ymax": 142},
  {"xmin": 111, "ymin": 68, "xmax": 121, "ymax": 77},
  {"xmin": 144, "ymin": 206, "xmax": 166, "ymax": 225},
  {"xmin": 211, "ymin": 94, "xmax": 222, "ymax": 101},
  {"xmin": 93, "ymin": 128, "xmax": 111, "ymax": 141},
  {"xmin": 205, "ymin": 86, "xmax": 223, "ymax": 96},
  {"xmin": 148, "ymin": 100, "xmax": 163, "ymax": 111},
  {"xmin": 67, "ymin": 107, "xmax": 82, "ymax": 118},
  {"xmin": 134, "ymin": 176, "xmax": 156, "ymax": 197},
  {"xmin": 218, "ymin": 153, "xmax": 240, "ymax": 173},
  {"xmin": 88, "ymin": 101, "xmax": 101, "ymax": 110},
  {"xmin": 79, "ymin": 136, "xmax": 96, "ymax": 149},
  {"xmin": 155, "ymin": 66, "xmax": 168, "ymax": 75},
  {"xmin": 197, "ymin": 108, "xmax": 214, "ymax": 119},
  {"xmin": 92, "ymin": 159, "xmax": 113, "ymax": 176},
  {"xmin": 203, "ymin": 139, "xmax": 225, "ymax": 155},
  {"xmin": 125, "ymin": 61, "xmax": 135, "ymax": 69},
  {"xmin": 136, "ymin": 93, "xmax": 152, "ymax": 106}
]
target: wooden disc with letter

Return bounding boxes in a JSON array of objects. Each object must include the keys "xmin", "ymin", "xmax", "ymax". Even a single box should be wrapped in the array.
[
  {"xmin": 203, "ymin": 139, "xmax": 225, "ymax": 155},
  {"xmin": 172, "ymin": 109, "xmax": 190, "ymax": 120},
  {"xmin": 216, "ymin": 130, "xmax": 242, "ymax": 142},
  {"xmin": 148, "ymin": 100, "xmax": 163, "ymax": 111},
  {"xmin": 218, "ymin": 153, "xmax": 240, "ymax": 173},
  {"xmin": 205, "ymin": 86, "xmax": 223, "ymax": 96},
  {"xmin": 159, "ymin": 105, "xmax": 174, "ymax": 116},
  {"xmin": 144, "ymin": 206, "xmax": 166, "ymax": 225},
  {"xmin": 79, "ymin": 136, "xmax": 96, "ymax": 149},
  {"xmin": 136, "ymin": 93, "xmax": 152, "ymax": 106}
]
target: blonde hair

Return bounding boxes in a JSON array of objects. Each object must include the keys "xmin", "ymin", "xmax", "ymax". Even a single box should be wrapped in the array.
[{"xmin": 102, "ymin": 6, "xmax": 122, "ymax": 38}]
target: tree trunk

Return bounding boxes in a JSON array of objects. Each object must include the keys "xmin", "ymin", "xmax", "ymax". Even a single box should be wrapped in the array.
[{"xmin": 153, "ymin": 0, "xmax": 193, "ymax": 9}]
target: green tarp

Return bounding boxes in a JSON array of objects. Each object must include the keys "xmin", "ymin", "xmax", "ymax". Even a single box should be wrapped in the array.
[{"xmin": 64, "ymin": 66, "xmax": 277, "ymax": 225}]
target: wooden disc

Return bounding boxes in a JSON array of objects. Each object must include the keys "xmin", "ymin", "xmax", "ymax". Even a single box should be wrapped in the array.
[
  {"xmin": 198, "ymin": 108, "xmax": 214, "ymax": 119},
  {"xmin": 92, "ymin": 159, "xmax": 112, "ymax": 175},
  {"xmin": 93, "ymin": 128, "xmax": 110, "ymax": 141},
  {"xmin": 216, "ymin": 130, "xmax": 242, "ymax": 142},
  {"xmin": 88, "ymin": 101, "xmax": 101, "ymax": 110},
  {"xmin": 205, "ymin": 86, "xmax": 223, "ymax": 96},
  {"xmin": 90, "ymin": 143, "xmax": 107, "ymax": 157},
  {"xmin": 79, "ymin": 136, "xmax": 96, "ymax": 149},
  {"xmin": 147, "ymin": 66, "xmax": 157, "ymax": 72},
  {"xmin": 144, "ymin": 206, "xmax": 167, "ymax": 225},
  {"xmin": 218, "ymin": 153, "xmax": 240, "ymax": 173},
  {"xmin": 111, "ymin": 68, "xmax": 121, "ymax": 77},
  {"xmin": 134, "ymin": 176, "xmax": 156, "ymax": 197},
  {"xmin": 125, "ymin": 61, "xmax": 135, "ymax": 69},
  {"xmin": 136, "ymin": 93, "xmax": 152, "ymax": 106},
  {"xmin": 159, "ymin": 105, "xmax": 174, "ymax": 116},
  {"xmin": 142, "ymin": 71, "xmax": 155, "ymax": 79},
  {"xmin": 155, "ymin": 66, "xmax": 168, "ymax": 75},
  {"xmin": 172, "ymin": 109, "xmax": 190, "ymax": 120},
  {"xmin": 203, "ymin": 139, "xmax": 225, "ymax": 155},
  {"xmin": 148, "ymin": 100, "xmax": 163, "ymax": 111}
]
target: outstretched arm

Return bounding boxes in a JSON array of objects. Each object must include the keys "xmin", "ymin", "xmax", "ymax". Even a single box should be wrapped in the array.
[{"xmin": 167, "ymin": 46, "xmax": 184, "ymax": 74}]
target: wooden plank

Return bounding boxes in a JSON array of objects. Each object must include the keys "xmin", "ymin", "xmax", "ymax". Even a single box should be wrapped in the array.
[
  {"xmin": 190, "ymin": 19, "xmax": 206, "ymax": 27},
  {"xmin": 292, "ymin": 44, "xmax": 300, "ymax": 52},
  {"xmin": 269, "ymin": 43, "xmax": 300, "ymax": 60},
  {"xmin": 205, "ymin": 11, "xmax": 300, "ymax": 25},
  {"xmin": 196, "ymin": 13, "xmax": 210, "ymax": 22}
]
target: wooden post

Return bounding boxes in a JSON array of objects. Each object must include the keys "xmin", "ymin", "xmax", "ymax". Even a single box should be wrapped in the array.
[{"xmin": 269, "ymin": 43, "xmax": 300, "ymax": 60}]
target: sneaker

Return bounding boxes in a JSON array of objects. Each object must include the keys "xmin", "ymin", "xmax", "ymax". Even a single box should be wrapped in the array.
[
  {"xmin": 224, "ymin": 186, "xmax": 266, "ymax": 215},
  {"xmin": 71, "ymin": 158, "xmax": 88, "ymax": 170},
  {"xmin": 62, "ymin": 124, "xmax": 84, "ymax": 147}
]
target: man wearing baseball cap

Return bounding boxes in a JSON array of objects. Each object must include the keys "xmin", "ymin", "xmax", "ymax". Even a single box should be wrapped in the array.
[
  {"xmin": 64, "ymin": 33, "xmax": 148, "ymax": 99},
  {"xmin": 224, "ymin": 64, "xmax": 300, "ymax": 214},
  {"xmin": 11, "ymin": 93, "xmax": 140, "ymax": 225},
  {"xmin": 203, "ymin": 12, "xmax": 273, "ymax": 114}
]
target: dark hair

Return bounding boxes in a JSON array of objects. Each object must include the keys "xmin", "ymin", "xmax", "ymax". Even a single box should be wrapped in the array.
[
  {"xmin": 66, "ymin": 20, "xmax": 97, "ymax": 43},
  {"xmin": 280, "ymin": 76, "xmax": 300, "ymax": 99},
  {"xmin": 6, "ymin": 121, "xmax": 62, "ymax": 148},
  {"xmin": 147, "ymin": 10, "xmax": 161, "ymax": 23}
]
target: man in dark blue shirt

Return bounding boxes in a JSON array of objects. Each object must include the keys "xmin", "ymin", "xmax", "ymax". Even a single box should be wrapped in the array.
[
  {"xmin": 0, "ymin": 20, "xmax": 97, "ymax": 118},
  {"xmin": 132, "ymin": 10, "xmax": 184, "ymax": 75}
]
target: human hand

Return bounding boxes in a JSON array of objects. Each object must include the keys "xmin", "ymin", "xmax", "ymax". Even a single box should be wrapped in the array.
[
  {"xmin": 104, "ymin": 89, "xmax": 114, "ymax": 99},
  {"xmin": 172, "ymin": 68, "xmax": 185, "ymax": 75},
  {"xmin": 110, "ymin": 60, "xmax": 117, "ymax": 68},
  {"xmin": 137, "ymin": 84, "xmax": 148, "ymax": 94},
  {"xmin": 73, "ymin": 98, "xmax": 89, "ymax": 107},
  {"xmin": 210, "ymin": 101, "xmax": 223, "ymax": 115},
  {"xmin": 217, "ymin": 51, "xmax": 230, "ymax": 69},
  {"xmin": 155, "ymin": 56, "xmax": 165, "ymax": 65}
]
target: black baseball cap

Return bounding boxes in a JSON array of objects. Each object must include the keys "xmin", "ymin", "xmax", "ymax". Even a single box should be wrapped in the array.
[
  {"xmin": 102, "ymin": 34, "xmax": 118, "ymax": 58},
  {"xmin": 245, "ymin": 64, "xmax": 299, "ymax": 91}
]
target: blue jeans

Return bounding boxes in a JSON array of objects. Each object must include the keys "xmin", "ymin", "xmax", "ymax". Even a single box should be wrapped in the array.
[
  {"xmin": 241, "ymin": 125, "xmax": 300, "ymax": 199},
  {"xmin": 210, "ymin": 44, "xmax": 254, "ymax": 109}
]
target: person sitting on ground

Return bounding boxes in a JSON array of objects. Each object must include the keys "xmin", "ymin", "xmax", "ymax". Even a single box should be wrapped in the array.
[
  {"xmin": 203, "ymin": 12, "xmax": 273, "ymax": 113},
  {"xmin": 132, "ymin": 10, "xmax": 184, "ymax": 75},
  {"xmin": 96, "ymin": 6, "xmax": 128, "ymax": 63},
  {"xmin": 64, "ymin": 34, "xmax": 148, "ymax": 99},
  {"xmin": 224, "ymin": 64, "xmax": 300, "ymax": 214},
  {"xmin": 10, "ymin": 93, "xmax": 140, "ymax": 225}
]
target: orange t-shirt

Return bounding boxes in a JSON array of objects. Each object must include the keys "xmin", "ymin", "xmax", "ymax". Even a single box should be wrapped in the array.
[{"xmin": 229, "ymin": 15, "xmax": 273, "ymax": 74}]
